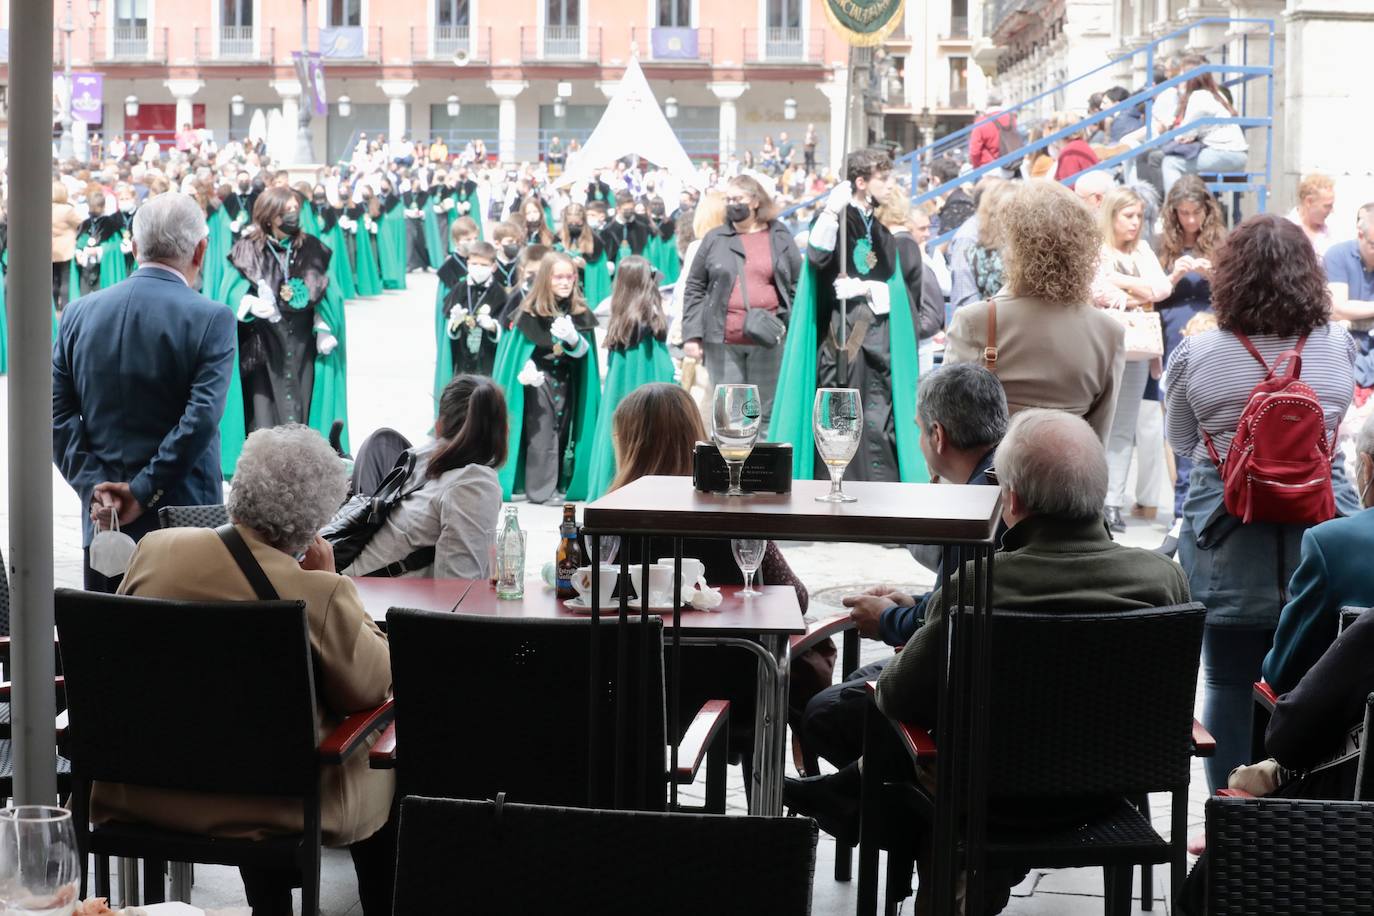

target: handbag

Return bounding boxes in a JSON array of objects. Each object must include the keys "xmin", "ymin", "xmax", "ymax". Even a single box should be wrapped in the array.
[
  {"xmin": 319, "ymin": 450, "xmax": 437, "ymax": 576},
  {"xmin": 735, "ymin": 248, "xmax": 786, "ymax": 348},
  {"xmin": 1110, "ymin": 307, "xmax": 1165, "ymax": 361}
]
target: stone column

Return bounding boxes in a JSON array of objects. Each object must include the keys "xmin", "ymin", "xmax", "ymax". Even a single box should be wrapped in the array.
[
  {"xmin": 163, "ymin": 78, "xmax": 204, "ymax": 131},
  {"xmin": 270, "ymin": 78, "xmax": 303, "ymax": 164},
  {"xmin": 814, "ymin": 73, "xmax": 847, "ymax": 173},
  {"xmin": 708, "ymin": 81, "xmax": 749, "ymax": 165},
  {"xmin": 377, "ymin": 79, "xmax": 417, "ymax": 151},
  {"xmin": 488, "ymin": 79, "xmax": 528, "ymax": 164}
]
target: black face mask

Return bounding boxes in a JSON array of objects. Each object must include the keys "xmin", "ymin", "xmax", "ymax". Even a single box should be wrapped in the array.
[
  {"xmin": 312, "ymin": 196, "xmax": 328, "ymax": 208},
  {"xmin": 502, "ymin": 243, "xmax": 520, "ymax": 259},
  {"xmin": 279, "ymin": 212, "xmax": 301, "ymax": 236},
  {"xmin": 237, "ymin": 182, "xmax": 250, "ymax": 193},
  {"xmin": 566, "ymin": 222, "xmax": 583, "ymax": 233},
  {"xmin": 726, "ymin": 203, "xmax": 752, "ymax": 224}
]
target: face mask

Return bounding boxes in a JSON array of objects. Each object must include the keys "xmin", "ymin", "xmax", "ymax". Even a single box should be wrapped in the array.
[
  {"xmin": 238, "ymin": 182, "xmax": 249, "ymax": 192},
  {"xmin": 527, "ymin": 216, "xmax": 542, "ymax": 226},
  {"xmin": 89, "ymin": 515, "xmax": 137, "ymax": 579},
  {"xmin": 279, "ymin": 212, "xmax": 301, "ymax": 236},
  {"xmin": 502, "ymin": 243, "xmax": 520, "ymax": 260},
  {"xmin": 726, "ymin": 203, "xmax": 751, "ymax": 224},
  {"xmin": 468, "ymin": 265, "xmax": 493, "ymax": 285},
  {"xmin": 119, "ymin": 201, "xmax": 136, "ymax": 214},
  {"xmin": 313, "ymin": 196, "xmax": 327, "ymax": 208},
  {"xmin": 566, "ymin": 222, "xmax": 583, "ymax": 233}
]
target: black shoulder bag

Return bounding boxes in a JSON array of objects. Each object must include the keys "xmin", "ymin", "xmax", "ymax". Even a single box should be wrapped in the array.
[
  {"xmin": 319, "ymin": 450, "xmax": 438, "ymax": 577},
  {"xmin": 737, "ymin": 246, "xmax": 786, "ymax": 348}
]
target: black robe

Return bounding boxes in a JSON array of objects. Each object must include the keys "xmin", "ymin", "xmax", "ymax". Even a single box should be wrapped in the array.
[
  {"xmin": 559, "ymin": 233, "xmax": 605, "ymax": 294},
  {"xmin": 516, "ymin": 303, "xmax": 600, "ymax": 502},
  {"xmin": 807, "ymin": 205, "xmax": 923, "ymax": 483},
  {"xmin": 74, "ymin": 214, "xmax": 123, "ymax": 297},
  {"xmin": 493, "ymin": 258, "xmax": 520, "ymax": 294},
  {"xmin": 444, "ymin": 275, "xmax": 506, "ymax": 377},
  {"xmin": 222, "ymin": 189, "xmax": 259, "ymax": 232},
  {"xmin": 600, "ymin": 216, "xmax": 652, "ymax": 264},
  {"xmin": 230, "ymin": 233, "xmax": 330, "ymax": 432},
  {"xmin": 585, "ymin": 180, "xmax": 613, "ymax": 205},
  {"xmin": 404, "ymin": 190, "xmax": 431, "ymax": 272}
]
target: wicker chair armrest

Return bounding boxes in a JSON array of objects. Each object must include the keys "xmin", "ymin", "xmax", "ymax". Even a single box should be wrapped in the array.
[
  {"xmin": 1216, "ymin": 788, "xmax": 1255, "ymax": 798},
  {"xmin": 0, "ymin": 676, "xmax": 65, "ymax": 701},
  {"xmin": 319, "ymin": 698, "xmax": 394, "ymax": 764},
  {"xmin": 1192, "ymin": 719, "xmax": 1217, "ymax": 757},
  {"xmin": 369, "ymin": 722, "xmax": 398, "ymax": 769},
  {"xmin": 865, "ymin": 681, "xmax": 937, "ymax": 763},
  {"xmin": 673, "ymin": 700, "xmax": 730, "ymax": 784},
  {"xmin": 1253, "ymin": 680, "xmax": 1278, "ymax": 711},
  {"xmin": 789, "ymin": 613, "xmax": 854, "ymax": 656}
]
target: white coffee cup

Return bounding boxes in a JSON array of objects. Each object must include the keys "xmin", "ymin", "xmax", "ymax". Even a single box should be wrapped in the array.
[
  {"xmin": 631, "ymin": 563, "xmax": 676, "ymax": 607},
  {"xmin": 656, "ymin": 557, "xmax": 706, "ymax": 594},
  {"xmin": 572, "ymin": 565, "xmax": 620, "ymax": 606}
]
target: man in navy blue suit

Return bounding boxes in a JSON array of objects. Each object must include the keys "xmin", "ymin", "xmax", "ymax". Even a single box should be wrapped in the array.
[{"xmin": 53, "ymin": 192, "xmax": 236, "ymax": 591}]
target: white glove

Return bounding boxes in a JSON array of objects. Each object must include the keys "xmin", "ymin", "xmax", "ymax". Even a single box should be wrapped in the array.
[
  {"xmin": 230, "ymin": 217, "xmax": 244, "ymax": 234},
  {"xmin": 606, "ymin": 259, "xmax": 616, "ymax": 276},
  {"xmin": 833, "ymin": 275, "xmax": 866, "ymax": 301},
  {"xmin": 315, "ymin": 330, "xmax": 339, "ymax": 355},
  {"xmin": 550, "ymin": 314, "xmax": 580, "ymax": 346},
  {"xmin": 368, "ymin": 222, "xmax": 378, "ymax": 235},
  {"xmin": 119, "ymin": 238, "xmax": 134, "ymax": 255},
  {"xmin": 338, "ymin": 215, "xmax": 355, "ymax": 231},
  {"xmin": 477, "ymin": 311, "xmax": 498, "ymax": 332},
  {"xmin": 237, "ymin": 293, "xmax": 280, "ymax": 323},
  {"xmin": 458, "ymin": 201, "xmax": 470, "ymax": 213},
  {"xmin": 405, "ymin": 208, "xmax": 422, "ymax": 219},
  {"xmin": 517, "ymin": 359, "xmax": 545, "ymax": 387},
  {"xmin": 824, "ymin": 180, "xmax": 852, "ymax": 215}
]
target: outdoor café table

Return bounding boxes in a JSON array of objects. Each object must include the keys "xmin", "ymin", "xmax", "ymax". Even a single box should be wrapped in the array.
[
  {"xmin": 581, "ymin": 474, "xmax": 1002, "ymax": 909},
  {"xmin": 349, "ymin": 574, "xmax": 805, "ymax": 816}
]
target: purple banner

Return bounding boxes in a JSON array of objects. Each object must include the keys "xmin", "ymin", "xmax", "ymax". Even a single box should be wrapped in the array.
[
  {"xmin": 292, "ymin": 51, "xmax": 328, "ymax": 117},
  {"xmin": 651, "ymin": 27, "xmax": 699, "ymax": 60},
  {"xmin": 61, "ymin": 72, "xmax": 103, "ymax": 124}
]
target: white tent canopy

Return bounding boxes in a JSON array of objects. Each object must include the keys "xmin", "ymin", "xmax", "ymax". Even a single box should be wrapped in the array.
[{"xmin": 555, "ymin": 58, "xmax": 702, "ymax": 190}]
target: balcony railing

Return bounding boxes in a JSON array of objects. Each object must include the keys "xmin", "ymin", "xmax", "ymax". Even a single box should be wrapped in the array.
[
  {"xmin": 90, "ymin": 25, "xmax": 167, "ymax": 62},
  {"xmin": 946, "ymin": 15, "xmax": 969, "ymax": 38},
  {"xmin": 520, "ymin": 25, "xmax": 601, "ymax": 62},
  {"xmin": 742, "ymin": 27, "xmax": 824, "ymax": 63},
  {"xmin": 219, "ymin": 24, "xmax": 254, "ymax": 57},
  {"xmin": 194, "ymin": 25, "xmax": 273, "ymax": 62},
  {"xmin": 631, "ymin": 26, "xmax": 713, "ymax": 62},
  {"xmin": 409, "ymin": 25, "xmax": 491, "ymax": 62},
  {"xmin": 113, "ymin": 23, "xmax": 147, "ymax": 58},
  {"xmin": 315, "ymin": 25, "xmax": 383, "ymax": 60}
]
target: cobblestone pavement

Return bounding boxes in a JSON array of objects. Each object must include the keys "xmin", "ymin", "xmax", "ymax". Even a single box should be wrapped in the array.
[{"xmin": 10, "ymin": 273, "xmax": 1202, "ymax": 913}]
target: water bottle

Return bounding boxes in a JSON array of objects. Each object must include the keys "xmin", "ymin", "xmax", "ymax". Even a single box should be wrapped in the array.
[{"xmin": 495, "ymin": 506, "xmax": 526, "ymax": 600}]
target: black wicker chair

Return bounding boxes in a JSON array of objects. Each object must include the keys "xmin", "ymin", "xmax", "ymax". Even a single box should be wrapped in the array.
[
  {"xmin": 859, "ymin": 603, "xmax": 1208, "ymax": 916},
  {"xmin": 392, "ymin": 794, "xmax": 818, "ymax": 915},
  {"xmin": 56, "ymin": 588, "xmax": 392, "ymax": 910},
  {"xmin": 373, "ymin": 609, "xmax": 730, "ymax": 812},
  {"xmin": 1206, "ymin": 795, "xmax": 1374, "ymax": 915},
  {"xmin": 156, "ymin": 504, "xmax": 229, "ymax": 529}
]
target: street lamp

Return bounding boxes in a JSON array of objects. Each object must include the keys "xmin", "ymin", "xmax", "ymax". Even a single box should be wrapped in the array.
[
  {"xmin": 553, "ymin": 81, "xmax": 571, "ymax": 120},
  {"xmin": 124, "ymin": 95, "xmax": 139, "ymax": 118},
  {"xmin": 783, "ymin": 97, "xmax": 797, "ymax": 120},
  {"xmin": 446, "ymin": 95, "xmax": 460, "ymax": 118},
  {"xmin": 664, "ymin": 97, "xmax": 678, "ymax": 119},
  {"xmin": 231, "ymin": 94, "xmax": 246, "ymax": 118},
  {"xmin": 57, "ymin": 0, "xmax": 101, "ymax": 162},
  {"xmin": 337, "ymin": 94, "xmax": 352, "ymax": 118}
]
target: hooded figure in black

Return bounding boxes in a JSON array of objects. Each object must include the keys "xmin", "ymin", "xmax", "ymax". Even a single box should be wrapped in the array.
[
  {"xmin": 599, "ymin": 191, "xmax": 652, "ymax": 269},
  {"xmin": 228, "ymin": 186, "xmax": 332, "ymax": 431}
]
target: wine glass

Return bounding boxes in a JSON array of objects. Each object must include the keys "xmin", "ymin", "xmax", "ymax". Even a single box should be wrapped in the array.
[
  {"xmin": 732, "ymin": 538, "xmax": 767, "ymax": 597},
  {"xmin": 597, "ymin": 535, "xmax": 621, "ymax": 568},
  {"xmin": 0, "ymin": 806, "xmax": 81, "ymax": 916},
  {"xmin": 712, "ymin": 384, "xmax": 762, "ymax": 497},
  {"xmin": 813, "ymin": 387, "xmax": 862, "ymax": 503}
]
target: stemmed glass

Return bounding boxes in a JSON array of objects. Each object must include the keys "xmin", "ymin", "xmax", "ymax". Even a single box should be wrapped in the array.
[
  {"xmin": 597, "ymin": 535, "xmax": 621, "ymax": 568},
  {"xmin": 0, "ymin": 806, "xmax": 81, "ymax": 916},
  {"xmin": 732, "ymin": 539, "xmax": 766, "ymax": 597},
  {"xmin": 712, "ymin": 384, "xmax": 762, "ymax": 497},
  {"xmin": 813, "ymin": 387, "xmax": 862, "ymax": 503}
]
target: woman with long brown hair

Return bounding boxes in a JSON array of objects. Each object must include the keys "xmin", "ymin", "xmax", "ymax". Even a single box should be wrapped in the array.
[
  {"xmin": 1161, "ymin": 56, "xmax": 1248, "ymax": 194},
  {"xmin": 216, "ymin": 185, "xmax": 349, "ymax": 471},
  {"xmin": 586, "ymin": 256, "xmax": 674, "ymax": 498},
  {"xmin": 555, "ymin": 202, "xmax": 610, "ymax": 305},
  {"xmin": 491, "ymin": 251, "xmax": 601, "ymax": 503},
  {"xmin": 520, "ymin": 197, "xmax": 554, "ymax": 247}
]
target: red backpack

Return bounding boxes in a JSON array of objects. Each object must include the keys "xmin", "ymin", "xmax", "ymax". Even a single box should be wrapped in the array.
[{"xmin": 1203, "ymin": 332, "xmax": 1336, "ymax": 525}]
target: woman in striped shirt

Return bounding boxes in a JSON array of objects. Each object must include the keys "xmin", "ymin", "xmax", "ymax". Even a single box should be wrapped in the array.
[{"xmin": 1166, "ymin": 214, "xmax": 1357, "ymax": 791}]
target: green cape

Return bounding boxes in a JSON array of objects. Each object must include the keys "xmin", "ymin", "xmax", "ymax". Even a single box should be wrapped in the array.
[
  {"xmin": 432, "ymin": 278, "xmax": 455, "ymax": 406},
  {"xmin": 491, "ymin": 322, "xmax": 602, "ymax": 501},
  {"xmin": 377, "ymin": 207, "xmax": 408, "ymax": 290},
  {"xmin": 767, "ymin": 253, "xmax": 926, "ymax": 482},
  {"xmin": 203, "ymin": 207, "xmax": 233, "ymax": 303},
  {"xmin": 586, "ymin": 336, "xmax": 675, "ymax": 500},
  {"xmin": 454, "ymin": 190, "xmax": 483, "ymax": 243},
  {"xmin": 422, "ymin": 205, "xmax": 446, "ymax": 268},
  {"xmin": 646, "ymin": 235, "xmax": 681, "ymax": 285},
  {"xmin": 213, "ymin": 260, "xmax": 350, "ymax": 477},
  {"xmin": 69, "ymin": 232, "xmax": 129, "ymax": 298},
  {"xmin": 322, "ymin": 219, "xmax": 358, "ymax": 301},
  {"xmin": 353, "ymin": 224, "xmax": 384, "ymax": 297}
]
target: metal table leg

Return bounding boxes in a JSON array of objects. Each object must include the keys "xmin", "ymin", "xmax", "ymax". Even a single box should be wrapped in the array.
[
  {"xmin": 762, "ymin": 633, "xmax": 790, "ymax": 816},
  {"xmin": 169, "ymin": 861, "xmax": 192, "ymax": 902},
  {"xmin": 118, "ymin": 857, "xmax": 139, "ymax": 907}
]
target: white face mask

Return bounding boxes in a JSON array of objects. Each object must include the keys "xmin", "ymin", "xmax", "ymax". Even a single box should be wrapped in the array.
[
  {"xmin": 468, "ymin": 265, "xmax": 493, "ymax": 285},
  {"xmin": 89, "ymin": 513, "xmax": 137, "ymax": 579}
]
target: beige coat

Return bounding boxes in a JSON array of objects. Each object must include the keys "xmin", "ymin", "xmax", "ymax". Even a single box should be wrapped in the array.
[
  {"xmin": 944, "ymin": 293, "xmax": 1126, "ymax": 444},
  {"xmin": 52, "ymin": 203, "xmax": 81, "ymax": 262},
  {"xmin": 96, "ymin": 526, "xmax": 394, "ymax": 847}
]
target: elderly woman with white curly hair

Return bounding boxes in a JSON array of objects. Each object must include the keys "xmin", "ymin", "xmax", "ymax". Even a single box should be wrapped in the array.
[{"xmin": 107, "ymin": 424, "xmax": 396, "ymax": 916}]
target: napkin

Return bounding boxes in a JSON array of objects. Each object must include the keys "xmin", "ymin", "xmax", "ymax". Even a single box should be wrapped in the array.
[{"xmin": 688, "ymin": 581, "xmax": 723, "ymax": 610}]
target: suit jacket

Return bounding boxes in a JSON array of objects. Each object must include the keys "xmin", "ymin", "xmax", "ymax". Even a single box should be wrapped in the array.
[
  {"xmin": 53, "ymin": 265, "xmax": 236, "ymax": 545},
  {"xmin": 875, "ymin": 515, "xmax": 1191, "ymax": 728},
  {"xmin": 97, "ymin": 525, "xmax": 394, "ymax": 846},
  {"xmin": 1262, "ymin": 508, "xmax": 1374, "ymax": 695},
  {"xmin": 944, "ymin": 294, "xmax": 1125, "ymax": 445}
]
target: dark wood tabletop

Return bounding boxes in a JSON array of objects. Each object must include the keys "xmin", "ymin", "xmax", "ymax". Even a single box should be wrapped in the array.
[
  {"xmin": 582, "ymin": 475, "xmax": 1003, "ymax": 545},
  {"xmin": 353, "ymin": 576, "xmax": 806, "ymax": 637}
]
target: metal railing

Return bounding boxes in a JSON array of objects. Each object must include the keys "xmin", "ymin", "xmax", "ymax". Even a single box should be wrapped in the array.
[
  {"xmin": 410, "ymin": 25, "xmax": 491, "ymax": 62},
  {"xmin": 194, "ymin": 25, "xmax": 273, "ymax": 61},
  {"xmin": 219, "ymin": 24, "xmax": 254, "ymax": 57},
  {"xmin": 435, "ymin": 24, "xmax": 469, "ymax": 56},
  {"xmin": 742, "ymin": 27, "xmax": 824, "ymax": 63},
  {"xmin": 112, "ymin": 23, "xmax": 147, "ymax": 59},
  {"xmin": 545, "ymin": 24, "xmax": 581, "ymax": 58},
  {"xmin": 520, "ymin": 25, "xmax": 601, "ymax": 61},
  {"xmin": 89, "ymin": 25, "xmax": 166, "ymax": 61}
]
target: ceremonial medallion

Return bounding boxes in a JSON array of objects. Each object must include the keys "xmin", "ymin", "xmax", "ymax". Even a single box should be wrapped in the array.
[
  {"xmin": 552, "ymin": 342, "xmax": 565, "ymax": 357},
  {"xmin": 853, "ymin": 238, "xmax": 875, "ymax": 276},
  {"xmin": 279, "ymin": 283, "xmax": 294, "ymax": 303}
]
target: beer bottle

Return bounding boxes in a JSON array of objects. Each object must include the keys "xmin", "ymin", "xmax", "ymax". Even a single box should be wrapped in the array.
[{"xmin": 555, "ymin": 503, "xmax": 581, "ymax": 600}]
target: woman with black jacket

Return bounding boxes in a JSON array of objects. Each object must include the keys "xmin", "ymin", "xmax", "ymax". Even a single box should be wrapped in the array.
[{"xmin": 681, "ymin": 174, "xmax": 801, "ymax": 435}]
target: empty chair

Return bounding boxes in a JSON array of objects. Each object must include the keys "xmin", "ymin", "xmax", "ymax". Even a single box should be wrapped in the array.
[{"xmin": 392, "ymin": 795, "xmax": 818, "ymax": 915}]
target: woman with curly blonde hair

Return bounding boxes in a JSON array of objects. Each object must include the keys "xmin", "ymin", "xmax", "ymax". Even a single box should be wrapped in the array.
[{"xmin": 944, "ymin": 180, "xmax": 1126, "ymax": 444}]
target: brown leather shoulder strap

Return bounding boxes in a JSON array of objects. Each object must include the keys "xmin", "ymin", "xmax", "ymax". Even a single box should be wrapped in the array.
[{"xmin": 983, "ymin": 298, "xmax": 998, "ymax": 372}]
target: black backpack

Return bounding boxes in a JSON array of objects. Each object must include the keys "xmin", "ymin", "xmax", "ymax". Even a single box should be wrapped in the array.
[
  {"xmin": 996, "ymin": 120, "xmax": 1025, "ymax": 172},
  {"xmin": 320, "ymin": 450, "xmax": 436, "ymax": 576}
]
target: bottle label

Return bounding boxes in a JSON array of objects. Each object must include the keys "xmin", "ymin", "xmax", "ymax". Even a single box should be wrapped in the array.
[{"xmin": 556, "ymin": 536, "xmax": 579, "ymax": 587}]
